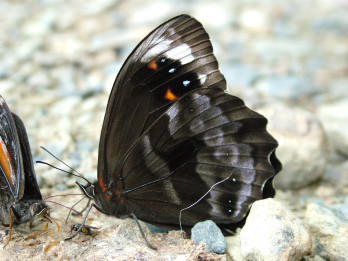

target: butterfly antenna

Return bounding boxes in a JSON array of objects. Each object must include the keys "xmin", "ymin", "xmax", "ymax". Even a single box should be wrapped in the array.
[
  {"xmin": 178, "ymin": 173, "xmax": 233, "ymax": 236},
  {"xmin": 44, "ymin": 200, "xmax": 81, "ymax": 215},
  {"xmin": 36, "ymin": 161, "xmax": 91, "ymax": 185},
  {"xmin": 44, "ymin": 193, "xmax": 84, "ymax": 200},
  {"xmin": 40, "ymin": 146, "xmax": 83, "ymax": 175}
]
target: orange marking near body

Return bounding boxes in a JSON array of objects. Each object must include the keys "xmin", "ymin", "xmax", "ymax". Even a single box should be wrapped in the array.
[
  {"xmin": 148, "ymin": 60, "xmax": 158, "ymax": 70},
  {"xmin": 0, "ymin": 139, "xmax": 13, "ymax": 185},
  {"xmin": 115, "ymin": 190, "xmax": 124, "ymax": 204},
  {"xmin": 98, "ymin": 176, "xmax": 108, "ymax": 193},
  {"xmin": 164, "ymin": 88, "xmax": 179, "ymax": 101}
]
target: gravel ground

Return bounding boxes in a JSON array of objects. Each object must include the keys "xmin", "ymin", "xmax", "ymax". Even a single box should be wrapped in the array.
[{"xmin": 1, "ymin": 0, "xmax": 347, "ymax": 260}]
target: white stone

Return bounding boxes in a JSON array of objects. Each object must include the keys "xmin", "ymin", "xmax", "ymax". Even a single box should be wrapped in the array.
[{"xmin": 240, "ymin": 199, "xmax": 312, "ymax": 261}]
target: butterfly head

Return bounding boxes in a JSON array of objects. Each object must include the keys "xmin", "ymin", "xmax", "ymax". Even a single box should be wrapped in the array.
[
  {"xmin": 76, "ymin": 181, "xmax": 95, "ymax": 199},
  {"xmin": 31, "ymin": 201, "xmax": 50, "ymax": 219}
]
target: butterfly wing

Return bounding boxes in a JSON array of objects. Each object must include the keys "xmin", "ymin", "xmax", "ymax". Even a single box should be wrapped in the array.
[
  {"xmin": 11, "ymin": 113, "xmax": 43, "ymax": 200},
  {"xmin": 0, "ymin": 96, "xmax": 24, "ymax": 201},
  {"xmin": 96, "ymin": 88, "xmax": 280, "ymax": 228},
  {"xmin": 98, "ymin": 15, "xmax": 226, "ymax": 185}
]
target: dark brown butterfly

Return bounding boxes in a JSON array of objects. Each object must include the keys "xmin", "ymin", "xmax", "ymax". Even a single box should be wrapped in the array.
[
  {"xmin": 70, "ymin": 14, "xmax": 281, "ymax": 243},
  {"xmin": 0, "ymin": 95, "xmax": 59, "ymax": 247}
]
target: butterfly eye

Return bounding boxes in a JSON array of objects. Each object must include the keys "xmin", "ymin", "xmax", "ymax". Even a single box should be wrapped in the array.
[{"xmin": 31, "ymin": 203, "xmax": 43, "ymax": 215}]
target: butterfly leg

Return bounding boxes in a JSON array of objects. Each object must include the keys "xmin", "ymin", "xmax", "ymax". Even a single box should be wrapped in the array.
[
  {"xmin": 64, "ymin": 203, "xmax": 103, "ymax": 241},
  {"xmin": 130, "ymin": 213, "xmax": 157, "ymax": 251},
  {"xmin": 72, "ymin": 198, "xmax": 91, "ymax": 216},
  {"xmin": 3, "ymin": 208, "xmax": 14, "ymax": 248},
  {"xmin": 65, "ymin": 197, "xmax": 91, "ymax": 223}
]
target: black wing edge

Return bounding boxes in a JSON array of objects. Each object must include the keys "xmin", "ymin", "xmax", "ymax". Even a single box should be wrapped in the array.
[{"xmin": 11, "ymin": 113, "xmax": 43, "ymax": 200}]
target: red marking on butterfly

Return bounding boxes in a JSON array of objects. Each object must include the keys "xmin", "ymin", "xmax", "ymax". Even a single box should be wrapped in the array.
[
  {"xmin": 99, "ymin": 176, "xmax": 108, "ymax": 193},
  {"xmin": 164, "ymin": 88, "xmax": 179, "ymax": 101},
  {"xmin": 148, "ymin": 60, "xmax": 158, "ymax": 70}
]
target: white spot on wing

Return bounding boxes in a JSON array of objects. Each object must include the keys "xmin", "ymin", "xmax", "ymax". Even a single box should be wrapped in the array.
[
  {"xmin": 141, "ymin": 39, "xmax": 172, "ymax": 63},
  {"xmin": 166, "ymin": 43, "xmax": 194, "ymax": 64},
  {"xmin": 198, "ymin": 74, "xmax": 207, "ymax": 84}
]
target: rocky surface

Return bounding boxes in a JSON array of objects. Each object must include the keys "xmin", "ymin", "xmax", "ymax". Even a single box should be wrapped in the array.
[
  {"xmin": 305, "ymin": 203, "xmax": 348, "ymax": 261},
  {"xmin": 240, "ymin": 199, "xmax": 312, "ymax": 261},
  {"xmin": 1, "ymin": 0, "xmax": 347, "ymax": 260}
]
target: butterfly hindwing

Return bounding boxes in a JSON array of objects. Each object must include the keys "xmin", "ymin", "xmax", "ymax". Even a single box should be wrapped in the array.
[
  {"xmin": 95, "ymin": 88, "xmax": 279, "ymax": 227},
  {"xmin": 11, "ymin": 113, "xmax": 43, "ymax": 200},
  {"xmin": 98, "ymin": 15, "xmax": 226, "ymax": 184}
]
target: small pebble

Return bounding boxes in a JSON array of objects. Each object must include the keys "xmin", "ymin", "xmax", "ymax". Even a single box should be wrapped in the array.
[{"xmin": 191, "ymin": 220, "xmax": 227, "ymax": 254}]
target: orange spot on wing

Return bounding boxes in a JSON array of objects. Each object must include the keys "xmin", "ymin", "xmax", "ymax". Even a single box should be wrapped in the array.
[
  {"xmin": 148, "ymin": 60, "xmax": 158, "ymax": 70},
  {"xmin": 98, "ymin": 176, "xmax": 108, "ymax": 193},
  {"xmin": 0, "ymin": 139, "xmax": 13, "ymax": 185},
  {"xmin": 164, "ymin": 88, "xmax": 179, "ymax": 101}
]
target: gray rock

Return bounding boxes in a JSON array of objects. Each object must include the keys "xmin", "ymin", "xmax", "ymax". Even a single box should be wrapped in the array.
[
  {"xmin": 239, "ymin": 8, "xmax": 271, "ymax": 33},
  {"xmin": 254, "ymin": 75, "xmax": 316, "ymax": 99},
  {"xmin": 319, "ymin": 78, "xmax": 348, "ymax": 102},
  {"xmin": 311, "ymin": 16, "xmax": 347, "ymax": 34},
  {"xmin": 305, "ymin": 203, "xmax": 348, "ymax": 261},
  {"xmin": 0, "ymin": 61, "xmax": 9, "ymax": 78},
  {"xmin": 240, "ymin": 199, "xmax": 312, "ymax": 261},
  {"xmin": 325, "ymin": 160, "xmax": 348, "ymax": 187},
  {"xmin": 316, "ymin": 98, "xmax": 348, "ymax": 162},
  {"xmin": 191, "ymin": 220, "xmax": 227, "ymax": 254},
  {"xmin": 224, "ymin": 63, "xmax": 259, "ymax": 89},
  {"xmin": 339, "ymin": 196, "xmax": 348, "ymax": 216},
  {"xmin": 89, "ymin": 28, "xmax": 138, "ymax": 52},
  {"xmin": 257, "ymin": 103, "xmax": 327, "ymax": 189},
  {"xmin": 15, "ymin": 39, "xmax": 42, "ymax": 61},
  {"xmin": 251, "ymin": 38, "xmax": 312, "ymax": 60},
  {"xmin": 145, "ymin": 223, "xmax": 168, "ymax": 234}
]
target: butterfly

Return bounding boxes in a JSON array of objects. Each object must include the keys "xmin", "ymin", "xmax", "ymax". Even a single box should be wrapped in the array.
[
  {"xmin": 70, "ymin": 14, "xmax": 281, "ymax": 244},
  {"xmin": 0, "ymin": 95, "xmax": 59, "ymax": 247}
]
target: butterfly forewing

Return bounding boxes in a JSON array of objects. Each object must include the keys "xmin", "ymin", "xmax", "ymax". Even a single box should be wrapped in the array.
[
  {"xmin": 99, "ymin": 15, "xmax": 226, "ymax": 184},
  {"xmin": 0, "ymin": 97, "xmax": 23, "ymax": 200}
]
